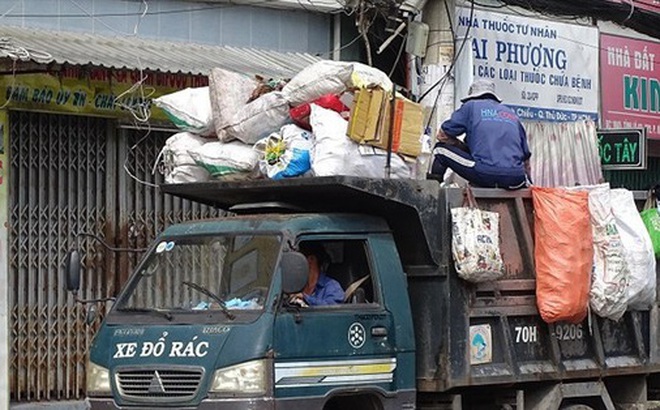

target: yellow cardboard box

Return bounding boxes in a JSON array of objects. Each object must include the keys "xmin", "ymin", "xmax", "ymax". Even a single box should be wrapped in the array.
[
  {"xmin": 347, "ymin": 88, "xmax": 387, "ymax": 144},
  {"xmin": 347, "ymin": 88, "xmax": 424, "ymax": 157},
  {"xmin": 347, "ymin": 88, "xmax": 423, "ymax": 157},
  {"xmin": 376, "ymin": 97, "xmax": 423, "ymax": 157}
]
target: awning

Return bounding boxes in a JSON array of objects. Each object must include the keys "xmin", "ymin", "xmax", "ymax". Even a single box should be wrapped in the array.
[{"xmin": 0, "ymin": 25, "xmax": 321, "ymax": 78}]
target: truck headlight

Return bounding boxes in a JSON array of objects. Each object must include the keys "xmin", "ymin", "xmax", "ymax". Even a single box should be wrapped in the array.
[
  {"xmin": 86, "ymin": 361, "xmax": 111, "ymax": 396},
  {"xmin": 209, "ymin": 359, "xmax": 268, "ymax": 396}
]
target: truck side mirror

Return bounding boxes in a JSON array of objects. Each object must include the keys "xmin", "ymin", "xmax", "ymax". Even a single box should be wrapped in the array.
[
  {"xmin": 65, "ymin": 250, "xmax": 81, "ymax": 292},
  {"xmin": 280, "ymin": 252, "xmax": 308, "ymax": 294}
]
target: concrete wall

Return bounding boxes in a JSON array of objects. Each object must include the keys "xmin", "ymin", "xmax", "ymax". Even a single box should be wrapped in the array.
[{"xmin": 0, "ymin": 0, "xmax": 331, "ymax": 53}]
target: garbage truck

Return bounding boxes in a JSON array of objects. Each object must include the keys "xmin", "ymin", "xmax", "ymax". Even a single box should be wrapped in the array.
[{"xmin": 65, "ymin": 176, "xmax": 660, "ymax": 409}]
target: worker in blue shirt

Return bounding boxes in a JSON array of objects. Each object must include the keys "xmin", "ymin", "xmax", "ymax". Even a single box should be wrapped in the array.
[
  {"xmin": 430, "ymin": 79, "xmax": 532, "ymax": 189},
  {"xmin": 289, "ymin": 242, "xmax": 345, "ymax": 306}
]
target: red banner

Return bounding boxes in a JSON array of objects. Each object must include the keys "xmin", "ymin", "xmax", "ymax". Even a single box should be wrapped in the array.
[{"xmin": 600, "ymin": 34, "xmax": 660, "ymax": 139}]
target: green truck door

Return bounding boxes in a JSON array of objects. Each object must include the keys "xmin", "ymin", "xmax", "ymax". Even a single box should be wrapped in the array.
[{"xmin": 272, "ymin": 238, "xmax": 398, "ymax": 402}]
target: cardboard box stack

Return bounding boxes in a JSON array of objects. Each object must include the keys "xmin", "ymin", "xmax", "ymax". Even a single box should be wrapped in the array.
[{"xmin": 347, "ymin": 87, "xmax": 424, "ymax": 157}]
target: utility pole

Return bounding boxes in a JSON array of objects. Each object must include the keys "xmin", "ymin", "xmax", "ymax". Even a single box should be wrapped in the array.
[{"xmin": 421, "ymin": 0, "xmax": 456, "ymax": 136}]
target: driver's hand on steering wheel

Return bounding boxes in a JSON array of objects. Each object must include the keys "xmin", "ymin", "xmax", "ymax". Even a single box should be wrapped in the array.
[{"xmin": 288, "ymin": 293, "xmax": 309, "ymax": 308}]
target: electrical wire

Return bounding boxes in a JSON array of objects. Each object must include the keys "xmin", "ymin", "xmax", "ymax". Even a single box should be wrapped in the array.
[
  {"xmin": 0, "ymin": 38, "xmax": 53, "ymax": 63},
  {"xmin": 124, "ymin": 121, "xmax": 159, "ymax": 189},
  {"xmin": 497, "ymin": 0, "xmax": 660, "ymax": 38},
  {"xmin": 388, "ymin": 34, "xmax": 407, "ymax": 77},
  {"xmin": 470, "ymin": 0, "xmax": 507, "ymax": 9},
  {"xmin": 69, "ymin": 0, "xmax": 133, "ymax": 36},
  {"xmin": 444, "ymin": 0, "xmax": 456, "ymax": 38},
  {"xmin": 0, "ymin": 1, "xmax": 20, "ymax": 19},
  {"xmin": 421, "ymin": 0, "xmax": 477, "ymax": 132},
  {"xmin": 315, "ymin": 33, "xmax": 363, "ymax": 57},
  {"xmin": 0, "ymin": 36, "xmax": 53, "ymax": 108},
  {"xmin": 419, "ymin": 0, "xmax": 475, "ymax": 103},
  {"xmin": 132, "ymin": 0, "xmax": 149, "ymax": 36}
]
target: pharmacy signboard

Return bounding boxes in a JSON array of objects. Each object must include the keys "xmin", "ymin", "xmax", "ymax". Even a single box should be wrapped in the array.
[{"xmin": 455, "ymin": 8, "xmax": 599, "ymax": 122}]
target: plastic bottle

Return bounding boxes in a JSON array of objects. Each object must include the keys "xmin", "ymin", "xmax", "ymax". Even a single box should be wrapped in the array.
[{"xmin": 414, "ymin": 128, "xmax": 433, "ymax": 180}]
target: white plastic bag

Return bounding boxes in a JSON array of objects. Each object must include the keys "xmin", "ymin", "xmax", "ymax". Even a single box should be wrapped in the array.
[
  {"xmin": 309, "ymin": 104, "xmax": 353, "ymax": 176},
  {"xmin": 569, "ymin": 184, "xmax": 629, "ymax": 320},
  {"xmin": 254, "ymin": 125, "xmax": 312, "ymax": 180},
  {"xmin": 154, "ymin": 88, "xmax": 214, "ymax": 136},
  {"xmin": 309, "ymin": 105, "xmax": 410, "ymax": 178},
  {"xmin": 451, "ymin": 189, "xmax": 505, "ymax": 283},
  {"xmin": 159, "ymin": 132, "xmax": 211, "ymax": 183},
  {"xmin": 610, "ymin": 188, "xmax": 657, "ymax": 310},
  {"xmin": 225, "ymin": 92, "xmax": 290, "ymax": 144},
  {"xmin": 283, "ymin": 61, "xmax": 352, "ymax": 106},
  {"xmin": 188, "ymin": 141, "xmax": 259, "ymax": 178},
  {"xmin": 209, "ymin": 68, "xmax": 259, "ymax": 142},
  {"xmin": 352, "ymin": 145, "xmax": 411, "ymax": 179}
]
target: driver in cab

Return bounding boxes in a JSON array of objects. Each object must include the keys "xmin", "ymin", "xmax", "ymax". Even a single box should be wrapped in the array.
[{"xmin": 289, "ymin": 242, "xmax": 345, "ymax": 307}]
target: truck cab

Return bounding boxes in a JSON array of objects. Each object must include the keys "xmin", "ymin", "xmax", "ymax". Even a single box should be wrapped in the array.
[{"xmin": 75, "ymin": 212, "xmax": 415, "ymax": 409}]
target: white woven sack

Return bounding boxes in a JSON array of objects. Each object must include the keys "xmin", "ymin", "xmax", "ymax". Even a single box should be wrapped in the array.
[
  {"xmin": 283, "ymin": 60, "xmax": 352, "ymax": 106},
  {"xmin": 451, "ymin": 204, "xmax": 504, "ymax": 283},
  {"xmin": 154, "ymin": 87, "xmax": 214, "ymax": 136},
  {"xmin": 188, "ymin": 141, "xmax": 259, "ymax": 178},
  {"xmin": 161, "ymin": 132, "xmax": 209, "ymax": 167},
  {"xmin": 225, "ymin": 92, "xmax": 290, "ymax": 144},
  {"xmin": 208, "ymin": 68, "xmax": 259, "ymax": 142},
  {"xmin": 159, "ymin": 132, "xmax": 211, "ymax": 183},
  {"xmin": 165, "ymin": 165, "xmax": 210, "ymax": 184},
  {"xmin": 610, "ymin": 188, "xmax": 657, "ymax": 310},
  {"xmin": 568, "ymin": 184, "xmax": 629, "ymax": 321}
]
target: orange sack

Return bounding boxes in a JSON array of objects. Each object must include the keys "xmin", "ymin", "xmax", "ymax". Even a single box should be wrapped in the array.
[{"xmin": 532, "ymin": 187, "xmax": 593, "ymax": 324}]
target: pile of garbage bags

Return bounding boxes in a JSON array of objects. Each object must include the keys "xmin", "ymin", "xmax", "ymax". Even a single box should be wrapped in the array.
[
  {"xmin": 532, "ymin": 184, "xmax": 656, "ymax": 324},
  {"xmin": 154, "ymin": 61, "xmax": 431, "ymax": 184}
]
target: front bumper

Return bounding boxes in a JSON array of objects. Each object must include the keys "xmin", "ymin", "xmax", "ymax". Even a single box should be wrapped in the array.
[{"xmin": 88, "ymin": 397, "xmax": 275, "ymax": 410}]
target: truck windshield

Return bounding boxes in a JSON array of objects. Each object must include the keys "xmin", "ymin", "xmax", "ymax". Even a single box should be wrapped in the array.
[{"xmin": 115, "ymin": 234, "xmax": 282, "ymax": 314}]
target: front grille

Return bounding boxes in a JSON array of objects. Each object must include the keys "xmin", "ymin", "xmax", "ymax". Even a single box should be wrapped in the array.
[{"xmin": 115, "ymin": 367, "xmax": 204, "ymax": 402}]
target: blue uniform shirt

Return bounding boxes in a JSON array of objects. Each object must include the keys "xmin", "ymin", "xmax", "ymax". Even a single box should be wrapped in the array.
[
  {"xmin": 441, "ymin": 98, "xmax": 531, "ymax": 176},
  {"xmin": 303, "ymin": 273, "xmax": 345, "ymax": 306}
]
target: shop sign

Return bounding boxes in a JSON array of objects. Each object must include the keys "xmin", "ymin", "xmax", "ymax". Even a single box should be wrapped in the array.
[
  {"xmin": 600, "ymin": 34, "xmax": 660, "ymax": 140},
  {"xmin": 455, "ymin": 7, "xmax": 599, "ymax": 122},
  {"xmin": 597, "ymin": 128, "xmax": 646, "ymax": 170},
  {"xmin": 0, "ymin": 66, "xmax": 207, "ymax": 121}
]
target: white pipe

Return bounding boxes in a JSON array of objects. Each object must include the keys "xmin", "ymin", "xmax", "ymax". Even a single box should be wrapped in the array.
[
  {"xmin": 332, "ymin": 14, "xmax": 341, "ymax": 61},
  {"xmin": 377, "ymin": 22, "xmax": 407, "ymax": 55}
]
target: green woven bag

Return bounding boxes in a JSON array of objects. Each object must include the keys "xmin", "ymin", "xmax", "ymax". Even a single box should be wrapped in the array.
[{"xmin": 640, "ymin": 190, "xmax": 660, "ymax": 258}]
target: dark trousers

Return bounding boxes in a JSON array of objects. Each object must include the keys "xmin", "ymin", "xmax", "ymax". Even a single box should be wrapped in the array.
[{"xmin": 431, "ymin": 142, "xmax": 527, "ymax": 190}]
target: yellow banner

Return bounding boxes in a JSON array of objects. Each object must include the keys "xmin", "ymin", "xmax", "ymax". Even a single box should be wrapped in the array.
[{"xmin": 0, "ymin": 67, "xmax": 208, "ymax": 121}]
